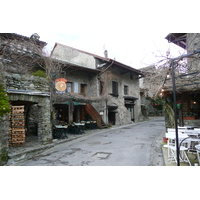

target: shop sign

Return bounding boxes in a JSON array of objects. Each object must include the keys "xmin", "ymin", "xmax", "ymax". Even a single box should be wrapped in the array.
[{"xmin": 55, "ymin": 78, "xmax": 68, "ymax": 94}]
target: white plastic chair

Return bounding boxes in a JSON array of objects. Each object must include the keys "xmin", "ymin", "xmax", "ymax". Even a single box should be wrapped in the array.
[
  {"xmin": 165, "ymin": 132, "xmax": 191, "ymax": 165},
  {"xmin": 195, "ymin": 144, "xmax": 200, "ymax": 165}
]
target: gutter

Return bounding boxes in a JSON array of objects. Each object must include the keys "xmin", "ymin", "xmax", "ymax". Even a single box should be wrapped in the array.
[{"xmin": 99, "ymin": 60, "xmax": 114, "ymax": 75}]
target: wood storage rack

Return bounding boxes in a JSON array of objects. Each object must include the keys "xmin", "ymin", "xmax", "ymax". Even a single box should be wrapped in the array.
[{"xmin": 9, "ymin": 106, "xmax": 25, "ymax": 145}]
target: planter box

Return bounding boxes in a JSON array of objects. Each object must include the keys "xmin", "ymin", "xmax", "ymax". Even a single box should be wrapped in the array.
[{"xmin": 183, "ymin": 116, "xmax": 196, "ymax": 120}]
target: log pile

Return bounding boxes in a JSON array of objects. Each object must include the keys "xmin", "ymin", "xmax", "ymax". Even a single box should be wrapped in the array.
[{"xmin": 9, "ymin": 106, "xmax": 25, "ymax": 145}]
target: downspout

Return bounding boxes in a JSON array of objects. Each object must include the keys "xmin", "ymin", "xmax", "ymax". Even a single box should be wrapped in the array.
[{"xmin": 99, "ymin": 60, "xmax": 114, "ymax": 75}]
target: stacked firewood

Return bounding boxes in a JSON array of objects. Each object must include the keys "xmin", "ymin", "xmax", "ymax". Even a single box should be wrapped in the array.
[{"xmin": 9, "ymin": 106, "xmax": 25, "ymax": 145}]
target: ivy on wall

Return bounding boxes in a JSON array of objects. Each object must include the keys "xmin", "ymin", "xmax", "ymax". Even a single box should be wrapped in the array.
[{"xmin": 0, "ymin": 84, "xmax": 10, "ymax": 117}]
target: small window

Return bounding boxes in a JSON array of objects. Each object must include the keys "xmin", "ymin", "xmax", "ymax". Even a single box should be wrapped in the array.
[
  {"xmin": 80, "ymin": 84, "xmax": 87, "ymax": 94},
  {"xmin": 67, "ymin": 82, "xmax": 72, "ymax": 92},
  {"xmin": 130, "ymin": 74, "xmax": 133, "ymax": 80},
  {"xmin": 99, "ymin": 81, "xmax": 103, "ymax": 95},
  {"xmin": 112, "ymin": 81, "xmax": 118, "ymax": 96},
  {"xmin": 124, "ymin": 85, "xmax": 128, "ymax": 95},
  {"xmin": 74, "ymin": 82, "xmax": 79, "ymax": 93}
]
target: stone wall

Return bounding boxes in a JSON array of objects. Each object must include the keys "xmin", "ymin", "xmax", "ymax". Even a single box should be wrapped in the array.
[
  {"xmin": 5, "ymin": 72, "xmax": 52, "ymax": 144},
  {"xmin": 186, "ymin": 33, "xmax": 200, "ymax": 72},
  {"xmin": 51, "ymin": 44, "xmax": 96, "ymax": 69},
  {"xmin": 4, "ymin": 72, "xmax": 50, "ymax": 92},
  {"xmin": 0, "ymin": 114, "xmax": 9, "ymax": 165},
  {"xmin": 59, "ymin": 69, "xmax": 99, "ymax": 98},
  {"xmin": 93, "ymin": 65, "xmax": 141, "ymax": 125},
  {"xmin": 0, "ymin": 66, "xmax": 9, "ymax": 165},
  {"xmin": 8, "ymin": 93, "xmax": 52, "ymax": 144}
]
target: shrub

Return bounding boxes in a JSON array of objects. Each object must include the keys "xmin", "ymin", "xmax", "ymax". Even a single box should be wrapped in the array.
[
  {"xmin": 32, "ymin": 70, "xmax": 46, "ymax": 78},
  {"xmin": 0, "ymin": 84, "xmax": 10, "ymax": 117}
]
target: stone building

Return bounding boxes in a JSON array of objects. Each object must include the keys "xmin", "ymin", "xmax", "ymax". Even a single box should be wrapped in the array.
[
  {"xmin": 51, "ymin": 43, "xmax": 143, "ymax": 125},
  {"xmin": 139, "ymin": 65, "xmax": 166, "ymax": 116},
  {"xmin": 0, "ymin": 33, "xmax": 52, "ymax": 165},
  {"xmin": 162, "ymin": 33, "xmax": 200, "ymax": 127},
  {"xmin": 0, "ymin": 33, "xmax": 144, "ymax": 165}
]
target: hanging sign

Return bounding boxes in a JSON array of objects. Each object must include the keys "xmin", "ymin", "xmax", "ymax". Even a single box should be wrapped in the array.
[{"xmin": 55, "ymin": 78, "xmax": 68, "ymax": 93}]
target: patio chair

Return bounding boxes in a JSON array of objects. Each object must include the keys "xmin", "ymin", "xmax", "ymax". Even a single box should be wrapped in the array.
[
  {"xmin": 91, "ymin": 120, "xmax": 98, "ymax": 129},
  {"xmin": 164, "ymin": 132, "xmax": 191, "ymax": 165},
  {"xmin": 167, "ymin": 145, "xmax": 191, "ymax": 166},
  {"xmin": 85, "ymin": 121, "xmax": 92, "ymax": 130},
  {"xmin": 67, "ymin": 124, "xmax": 79, "ymax": 134},
  {"xmin": 195, "ymin": 144, "xmax": 200, "ymax": 165}
]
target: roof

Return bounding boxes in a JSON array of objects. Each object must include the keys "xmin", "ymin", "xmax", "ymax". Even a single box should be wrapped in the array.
[
  {"xmin": 51, "ymin": 42, "xmax": 110, "ymax": 62},
  {"xmin": 165, "ymin": 33, "xmax": 186, "ymax": 49},
  {"xmin": 0, "ymin": 33, "xmax": 47, "ymax": 48},
  {"xmin": 50, "ymin": 57, "xmax": 100, "ymax": 73},
  {"xmin": 163, "ymin": 71, "xmax": 200, "ymax": 93},
  {"xmin": 51, "ymin": 43, "xmax": 144, "ymax": 76}
]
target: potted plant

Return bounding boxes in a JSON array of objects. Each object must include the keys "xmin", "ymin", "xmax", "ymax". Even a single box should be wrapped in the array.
[{"xmin": 183, "ymin": 112, "xmax": 197, "ymax": 120}]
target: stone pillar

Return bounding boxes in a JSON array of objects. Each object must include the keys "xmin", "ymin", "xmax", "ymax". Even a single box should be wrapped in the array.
[
  {"xmin": 0, "ymin": 114, "xmax": 9, "ymax": 165},
  {"xmin": 38, "ymin": 98, "xmax": 52, "ymax": 144}
]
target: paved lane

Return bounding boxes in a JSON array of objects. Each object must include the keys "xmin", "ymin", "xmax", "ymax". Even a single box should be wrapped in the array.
[{"xmin": 13, "ymin": 117, "xmax": 165, "ymax": 166}]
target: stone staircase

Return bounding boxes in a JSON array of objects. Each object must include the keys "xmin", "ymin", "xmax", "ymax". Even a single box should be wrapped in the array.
[{"xmin": 85, "ymin": 104, "xmax": 107, "ymax": 128}]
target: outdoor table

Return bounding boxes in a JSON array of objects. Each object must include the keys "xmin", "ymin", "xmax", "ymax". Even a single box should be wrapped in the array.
[
  {"xmin": 74, "ymin": 123, "xmax": 85, "ymax": 134},
  {"xmin": 178, "ymin": 126, "xmax": 196, "ymax": 130},
  {"xmin": 53, "ymin": 125, "xmax": 68, "ymax": 139}
]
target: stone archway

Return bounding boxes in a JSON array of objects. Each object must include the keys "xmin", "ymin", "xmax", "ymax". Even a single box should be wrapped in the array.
[{"xmin": 8, "ymin": 92, "xmax": 52, "ymax": 144}]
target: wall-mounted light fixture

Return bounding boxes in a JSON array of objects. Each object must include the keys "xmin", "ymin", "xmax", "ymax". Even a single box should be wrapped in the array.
[{"xmin": 99, "ymin": 110, "xmax": 104, "ymax": 116}]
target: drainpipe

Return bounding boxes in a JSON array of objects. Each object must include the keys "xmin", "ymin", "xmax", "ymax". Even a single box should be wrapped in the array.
[
  {"xmin": 99, "ymin": 60, "xmax": 114, "ymax": 75},
  {"xmin": 170, "ymin": 48, "xmax": 200, "ymax": 166}
]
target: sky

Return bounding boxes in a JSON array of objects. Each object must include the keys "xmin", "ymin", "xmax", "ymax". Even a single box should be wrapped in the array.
[
  {"xmin": 1, "ymin": 0, "xmax": 192, "ymax": 69},
  {"xmin": 18, "ymin": 31, "xmax": 185, "ymax": 69}
]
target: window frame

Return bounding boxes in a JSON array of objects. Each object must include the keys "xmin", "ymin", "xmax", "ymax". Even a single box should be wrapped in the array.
[
  {"xmin": 124, "ymin": 85, "xmax": 128, "ymax": 95},
  {"xmin": 112, "ymin": 81, "xmax": 118, "ymax": 97}
]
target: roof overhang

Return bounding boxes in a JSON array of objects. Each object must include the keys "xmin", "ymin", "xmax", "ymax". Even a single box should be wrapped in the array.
[
  {"xmin": 7, "ymin": 89, "xmax": 50, "ymax": 97},
  {"xmin": 123, "ymin": 96, "xmax": 138, "ymax": 100},
  {"xmin": 165, "ymin": 33, "xmax": 187, "ymax": 49}
]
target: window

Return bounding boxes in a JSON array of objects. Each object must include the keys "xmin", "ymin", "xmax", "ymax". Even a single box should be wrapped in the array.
[
  {"xmin": 100, "ymin": 81, "xmax": 103, "ymax": 95},
  {"xmin": 130, "ymin": 74, "xmax": 133, "ymax": 80},
  {"xmin": 124, "ymin": 85, "xmax": 128, "ymax": 95},
  {"xmin": 80, "ymin": 84, "xmax": 87, "ymax": 94},
  {"xmin": 74, "ymin": 82, "xmax": 79, "ymax": 93},
  {"xmin": 67, "ymin": 82, "xmax": 72, "ymax": 92},
  {"xmin": 112, "ymin": 81, "xmax": 118, "ymax": 96}
]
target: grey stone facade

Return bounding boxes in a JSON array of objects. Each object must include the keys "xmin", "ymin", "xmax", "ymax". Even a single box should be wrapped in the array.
[
  {"xmin": 5, "ymin": 72, "xmax": 52, "ymax": 144},
  {"xmin": 0, "ymin": 71, "xmax": 52, "ymax": 165},
  {"xmin": 51, "ymin": 43, "xmax": 143, "ymax": 125},
  {"xmin": 186, "ymin": 33, "xmax": 200, "ymax": 72},
  {"xmin": 0, "ymin": 114, "xmax": 9, "ymax": 165}
]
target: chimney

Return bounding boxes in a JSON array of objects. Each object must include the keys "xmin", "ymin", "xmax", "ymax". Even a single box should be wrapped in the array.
[{"xmin": 104, "ymin": 50, "xmax": 108, "ymax": 58}]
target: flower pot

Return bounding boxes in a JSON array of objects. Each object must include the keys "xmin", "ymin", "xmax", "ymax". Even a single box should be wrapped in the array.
[
  {"xmin": 176, "ymin": 103, "xmax": 182, "ymax": 109},
  {"xmin": 163, "ymin": 137, "xmax": 168, "ymax": 143}
]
